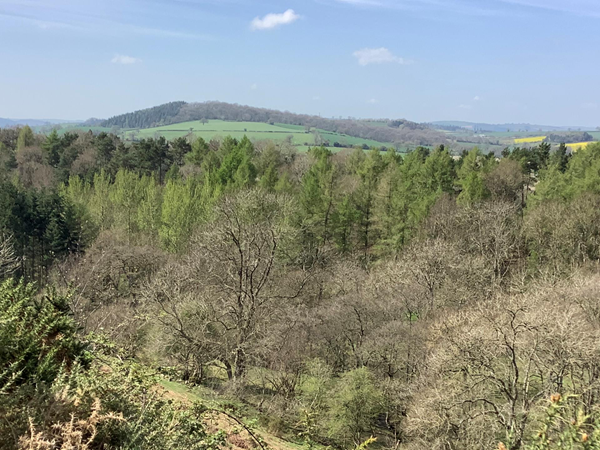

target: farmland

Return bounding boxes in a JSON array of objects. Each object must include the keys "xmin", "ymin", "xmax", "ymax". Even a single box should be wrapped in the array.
[
  {"xmin": 566, "ymin": 141, "xmax": 595, "ymax": 151},
  {"xmin": 130, "ymin": 119, "xmax": 394, "ymax": 150},
  {"xmin": 514, "ymin": 136, "xmax": 546, "ymax": 144}
]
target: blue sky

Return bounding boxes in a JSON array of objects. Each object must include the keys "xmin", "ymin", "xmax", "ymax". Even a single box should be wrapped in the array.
[{"xmin": 0, "ymin": 0, "xmax": 598, "ymax": 126}]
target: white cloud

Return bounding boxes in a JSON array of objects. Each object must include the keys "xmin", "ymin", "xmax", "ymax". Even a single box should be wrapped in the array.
[
  {"xmin": 313, "ymin": 96, "xmax": 321, "ymax": 101},
  {"xmin": 367, "ymin": 98, "xmax": 378, "ymax": 104},
  {"xmin": 111, "ymin": 54, "xmax": 141, "ymax": 65},
  {"xmin": 458, "ymin": 104, "xmax": 472, "ymax": 110},
  {"xmin": 473, "ymin": 95, "xmax": 481, "ymax": 101},
  {"xmin": 250, "ymin": 9, "xmax": 300, "ymax": 31},
  {"xmin": 353, "ymin": 47, "xmax": 408, "ymax": 66},
  {"xmin": 250, "ymin": 83, "xmax": 258, "ymax": 90}
]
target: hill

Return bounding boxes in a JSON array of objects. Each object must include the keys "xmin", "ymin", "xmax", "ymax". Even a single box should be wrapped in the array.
[
  {"xmin": 0, "ymin": 118, "xmax": 81, "ymax": 127},
  {"xmin": 430, "ymin": 120, "xmax": 595, "ymax": 132},
  {"xmin": 102, "ymin": 101, "xmax": 450, "ymax": 147}
]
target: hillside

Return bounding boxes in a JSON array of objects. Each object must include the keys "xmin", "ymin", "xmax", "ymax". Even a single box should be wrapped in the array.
[
  {"xmin": 102, "ymin": 101, "xmax": 450, "ymax": 147},
  {"xmin": 132, "ymin": 119, "xmax": 394, "ymax": 150},
  {"xmin": 0, "ymin": 118, "xmax": 81, "ymax": 127},
  {"xmin": 431, "ymin": 120, "xmax": 595, "ymax": 132}
]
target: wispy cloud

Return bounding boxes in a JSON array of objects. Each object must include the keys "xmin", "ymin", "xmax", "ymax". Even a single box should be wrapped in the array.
[
  {"xmin": 0, "ymin": 7, "xmax": 214, "ymax": 40},
  {"xmin": 473, "ymin": 95, "xmax": 481, "ymax": 101},
  {"xmin": 250, "ymin": 9, "xmax": 300, "ymax": 30},
  {"xmin": 111, "ymin": 54, "xmax": 141, "ymax": 65},
  {"xmin": 353, "ymin": 47, "xmax": 409, "ymax": 66},
  {"xmin": 250, "ymin": 83, "xmax": 258, "ymax": 90},
  {"xmin": 367, "ymin": 98, "xmax": 378, "ymax": 104},
  {"xmin": 335, "ymin": 0, "xmax": 385, "ymax": 6},
  {"xmin": 333, "ymin": 0, "xmax": 600, "ymax": 18},
  {"xmin": 458, "ymin": 104, "xmax": 472, "ymax": 110},
  {"xmin": 129, "ymin": 25, "xmax": 213, "ymax": 40},
  {"xmin": 496, "ymin": 0, "xmax": 600, "ymax": 18}
]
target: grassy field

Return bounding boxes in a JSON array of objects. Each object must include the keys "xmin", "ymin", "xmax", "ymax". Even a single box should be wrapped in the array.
[
  {"xmin": 588, "ymin": 131, "xmax": 600, "ymax": 140},
  {"xmin": 32, "ymin": 120, "xmax": 391, "ymax": 151},
  {"xmin": 133, "ymin": 120, "xmax": 392, "ymax": 150}
]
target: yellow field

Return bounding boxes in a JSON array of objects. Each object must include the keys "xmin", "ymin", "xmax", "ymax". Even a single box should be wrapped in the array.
[
  {"xmin": 514, "ymin": 136, "xmax": 546, "ymax": 144},
  {"xmin": 566, "ymin": 141, "xmax": 595, "ymax": 151}
]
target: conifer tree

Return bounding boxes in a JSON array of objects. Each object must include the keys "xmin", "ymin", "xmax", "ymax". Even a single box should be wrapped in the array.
[{"xmin": 16, "ymin": 125, "xmax": 35, "ymax": 151}]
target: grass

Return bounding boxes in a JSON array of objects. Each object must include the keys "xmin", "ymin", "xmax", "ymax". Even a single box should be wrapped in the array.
[
  {"xmin": 157, "ymin": 377, "xmax": 316, "ymax": 450},
  {"xmin": 588, "ymin": 131, "xmax": 600, "ymax": 140},
  {"xmin": 133, "ymin": 120, "xmax": 392, "ymax": 149},
  {"xmin": 514, "ymin": 136, "xmax": 546, "ymax": 144}
]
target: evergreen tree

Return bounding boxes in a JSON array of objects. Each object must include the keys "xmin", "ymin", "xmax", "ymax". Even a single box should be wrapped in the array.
[
  {"xmin": 169, "ymin": 137, "xmax": 191, "ymax": 166},
  {"xmin": 549, "ymin": 143, "xmax": 570, "ymax": 173},
  {"xmin": 110, "ymin": 169, "xmax": 143, "ymax": 239},
  {"xmin": 160, "ymin": 177, "xmax": 207, "ymax": 252},
  {"xmin": 300, "ymin": 147, "xmax": 338, "ymax": 252},
  {"xmin": 16, "ymin": 125, "xmax": 35, "ymax": 151},
  {"xmin": 353, "ymin": 149, "xmax": 385, "ymax": 254},
  {"xmin": 457, "ymin": 147, "xmax": 490, "ymax": 205},
  {"xmin": 258, "ymin": 163, "xmax": 279, "ymax": 190},
  {"xmin": 42, "ymin": 130, "xmax": 62, "ymax": 167},
  {"xmin": 137, "ymin": 176, "xmax": 163, "ymax": 239},
  {"xmin": 186, "ymin": 137, "xmax": 209, "ymax": 166},
  {"xmin": 95, "ymin": 132, "xmax": 117, "ymax": 167}
]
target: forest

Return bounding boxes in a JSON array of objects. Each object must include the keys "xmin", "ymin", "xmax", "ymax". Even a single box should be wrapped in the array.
[{"xmin": 2, "ymin": 124, "xmax": 600, "ymax": 450}]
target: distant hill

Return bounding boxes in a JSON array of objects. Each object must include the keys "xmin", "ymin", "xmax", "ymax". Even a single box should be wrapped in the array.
[
  {"xmin": 102, "ymin": 101, "xmax": 449, "ymax": 147},
  {"xmin": 0, "ymin": 118, "xmax": 82, "ymax": 127},
  {"xmin": 430, "ymin": 120, "xmax": 594, "ymax": 133}
]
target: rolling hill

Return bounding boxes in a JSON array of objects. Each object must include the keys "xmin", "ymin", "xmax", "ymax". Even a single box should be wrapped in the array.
[{"xmin": 431, "ymin": 120, "xmax": 595, "ymax": 133}]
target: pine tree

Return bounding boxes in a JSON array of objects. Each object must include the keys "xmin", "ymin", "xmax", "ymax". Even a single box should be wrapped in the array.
[
  {"xmin": 186, "ymin": 137, "xmax": 209, "ymax": 166},
  {"xmin": 259, "ymin": 163, "xmax": 279, "ymax": 190},
  {"xmin": 457, "ymin": 147, "xmax": 490, "ymax": 205},
  {"xmin": 42, "ymin": 130, "xmax": 62, "ymax": 167},
  {"xmin": 300, "ymin": 147, "xmax": 338, "ymax": 251},
  {"xmin": 137, "ymin": 176, "xmax": 163, "ymax": 239},
  {"xmin": 109, "ymin": 169, "xmax": 143, "ymax": 239},
  {"xmin": 160, "ymin": 177, "xmax": 207, "ymax": 252},
  {"xmin": 16, "ymin": 125, "xmax": 35, "ymax": 151}
]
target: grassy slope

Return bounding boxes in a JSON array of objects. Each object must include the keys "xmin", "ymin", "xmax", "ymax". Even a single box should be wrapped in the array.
[
  {"xmin": 158, "ymin": 379, "xmax": 311, "ymax": 450},
  {"xmin": 135, "ymin": 120, "xmax": 392, "ymax": 149}
]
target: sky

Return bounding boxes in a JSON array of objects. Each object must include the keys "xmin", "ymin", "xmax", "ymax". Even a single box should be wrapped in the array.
[{"xmin": 0, "ymin": 0, "xmax": 599, "ymax": 126}]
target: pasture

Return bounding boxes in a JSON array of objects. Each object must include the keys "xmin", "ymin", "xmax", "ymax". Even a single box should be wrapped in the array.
[{"xmin": 132, "ymin": 120, "xmax": 392, "ymax": 150}]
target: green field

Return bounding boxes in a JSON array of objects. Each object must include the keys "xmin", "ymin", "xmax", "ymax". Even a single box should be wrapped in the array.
[{"xmin": 133, "ymin": 120, "xmax": 392, "ymax": 150}]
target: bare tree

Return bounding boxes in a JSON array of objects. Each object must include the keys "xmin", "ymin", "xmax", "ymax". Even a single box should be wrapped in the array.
[
  {"xmin": 0, "ymin": 232, "xmax": 18, "ymax": 280},
  {"xmin": 151, "ymin": 189, "xmax": 310, "ymax": 380},
  {"xmin": 406, "ymin": 277, "xmax": 600, "ymax": 450}
]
